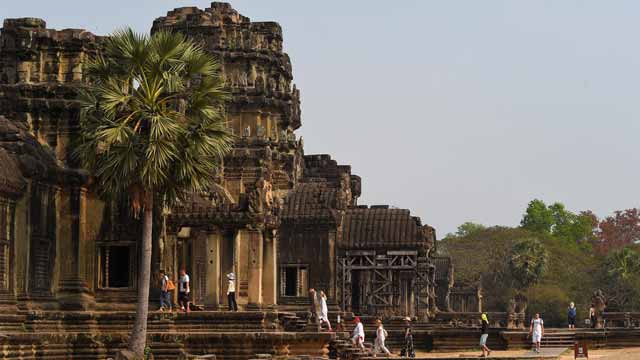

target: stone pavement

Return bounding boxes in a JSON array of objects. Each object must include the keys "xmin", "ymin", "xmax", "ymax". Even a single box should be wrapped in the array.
[{"xmin": 397, "ymin": 347, "xmax": 568, "ymax": 359}]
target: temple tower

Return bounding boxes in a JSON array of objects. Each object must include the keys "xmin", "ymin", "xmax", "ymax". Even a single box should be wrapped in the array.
[{"xmin": 156, "ymin": 3, "xmax": 304, "ymax": 309}]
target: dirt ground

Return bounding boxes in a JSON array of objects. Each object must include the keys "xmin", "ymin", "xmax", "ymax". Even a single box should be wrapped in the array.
[
  {"xmin": 558, "ymin": 347, "xmax": 640, "ymax": 360},
  {"xmin": 412, "ymin": 347, "xmax": 640, "ymax": 359}
]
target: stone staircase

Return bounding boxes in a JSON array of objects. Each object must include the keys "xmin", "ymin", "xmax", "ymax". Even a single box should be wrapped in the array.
[
  {"xmin": 328, "ymin": 332, "xmax": 373, "ymax": 360},
  {"xmin": 539, "ymin": 330, "xmax": 576, "ymax": 348}
]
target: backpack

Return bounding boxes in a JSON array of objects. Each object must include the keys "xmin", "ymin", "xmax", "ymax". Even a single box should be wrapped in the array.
[{"xmin": 166, "ymin": 278, "xmax": 176, "ymax": 291}]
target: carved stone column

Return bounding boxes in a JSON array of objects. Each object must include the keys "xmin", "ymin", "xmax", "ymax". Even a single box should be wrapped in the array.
[
  {"xmin": 204, "ymin": 230, "xmax": 221, "ymax": 310},
  {"xmin": 0, "ymin": 198, "xmax": 17, "ymax": 309},
  {"xmin": 245, "ymin": 228, "xmax": 263, "ymax": 309},
  {"xmin": 57, "ymin": 186, "xmax": 95, "ymax": 310},
  {"xmin": 235, "ymin": 229, "xmax": 249, "ymax": 309},
  {"xmin": 262, "ymin": 230, "xmax": 277, "ymax": 307}
]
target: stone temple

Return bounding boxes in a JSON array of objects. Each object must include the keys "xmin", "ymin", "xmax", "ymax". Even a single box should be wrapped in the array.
[{"xmin": 0, "ymin": 2, "xmax": 481, "ymax": 358}]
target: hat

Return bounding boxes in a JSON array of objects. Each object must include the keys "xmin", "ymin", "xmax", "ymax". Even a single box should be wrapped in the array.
[
  {"xmin": 404, "ymin": 317, "xmax": 412, "ymax": 322},
  {"xmin": 227, "ymin": 272, "xmax": 235, "ymax": 280},
  {"xmin": 481, "ymin": 313, "xmax": 488, "ymax": 322}
]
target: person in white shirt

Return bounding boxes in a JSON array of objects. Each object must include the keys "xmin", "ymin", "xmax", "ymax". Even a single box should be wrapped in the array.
[
  {"xmin": 319, "ymin": 290, "xmax": 332, "ymax": 331},
  {"xmin": 178, "ymin": 268, "xmax": 190, "ymax": 313},
  {"xmin": 374, "ymin": 319, "xmax": 391, "ymax": 356},
  {"xmin": 227, "ymin": 272, "xmax": 238, "ymax": 311},
  {"xmin": 352, "ymin": 317, "xmax": 365, "ymax": 350},
  {"xmin": 529, "ymin": 313, "xmax": 544, "ymax": 353}
]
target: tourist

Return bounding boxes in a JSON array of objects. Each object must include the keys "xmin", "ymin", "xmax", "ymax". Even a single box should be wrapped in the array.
[
  {"xmin": 374, "ymin": 319, "xmax": 391, "ymax": 357},
  {"xmin": 589, "ymin": 304, "xmax": 597, "ymax": 328},
  {"xmin": 351, "ymin": 316, "xmax": 365, "ymax": 350},
  {"xmin": 319, "ymin": 290, "xmax": 332, "ymax": 331},
  {"xmin": 401, "ymin": 317, "xmax": 415, "ymax": 358},
  {"xmin": 529, "ymin": 313, "xmax": 544, "ymax": 353},
  {"xmin": 479, "ymin": 313, "xmax": 491, "ymax": 357},
  {"xmin": 227, "ymin": 272, "xmax": 238, "ymax": 311},
  {"xmin": 568, "ymin": 302, "xmax": 577, "ymax": 329},
  {"xmin": 178, "ymin": 268, "xmax": 191, "ymax": 313},
  {"xmin": 158, "ymin": 270, "xmax": 172, "ymax": 312}
]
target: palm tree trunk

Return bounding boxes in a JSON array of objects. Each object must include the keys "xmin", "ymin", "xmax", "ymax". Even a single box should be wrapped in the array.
[{"xmin": 128, "ymin": 192, "xmax": 153, "ymax": 357}]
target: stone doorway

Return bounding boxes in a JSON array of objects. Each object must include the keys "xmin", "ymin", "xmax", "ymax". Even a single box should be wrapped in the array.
[{"xmin": 176, "ymin": 232, "xmax": 208, "ymax": 306}]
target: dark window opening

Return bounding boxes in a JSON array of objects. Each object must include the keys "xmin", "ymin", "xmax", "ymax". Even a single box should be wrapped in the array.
[
  {"xmin": 280, "ymin": 265, "xmax": 308, "ymax": 297},
  {"xmin": 284, "ymin": 267, "xmax": 297, "ymax": 296},
  {"xmin": 100, "ymin": 246, "xmax": 132, "ymax": 288}
]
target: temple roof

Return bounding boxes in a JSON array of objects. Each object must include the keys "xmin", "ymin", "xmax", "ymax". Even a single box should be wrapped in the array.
[
  {"xmin": 280, "ymin": 181, "xmax": 341, "ymax": 222},
  {"xmin": 0, "ymin": 115, "xmax": 63, "ymax": 194},
  {"xmin": 339, "ymin": 206, "xmax": 434, "ymax": 251},
  {"xmin": 0, "ymin": 147, "xmax": 24, "ymax": 195}
]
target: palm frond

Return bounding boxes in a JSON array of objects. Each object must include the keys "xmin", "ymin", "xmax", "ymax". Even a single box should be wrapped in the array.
[{"xmin": 76, "ymin": 27, "xmax": 233, "ymax": 204}]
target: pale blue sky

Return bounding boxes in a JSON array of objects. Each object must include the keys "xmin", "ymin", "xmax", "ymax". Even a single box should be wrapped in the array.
[{"xmin": 3, "ymin": 1, "xmax": 640, "ymax": 236}]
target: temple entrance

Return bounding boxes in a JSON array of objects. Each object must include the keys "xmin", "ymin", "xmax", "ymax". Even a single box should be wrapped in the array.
[
  {"xmin": 176, "ymin": 231, "xmax": 208, "ymax": 306},
  {"xmin": 220, "ymin": 231, "xmax": 236, "ymax": 307},
  {"xmin": 351, "ymin": 270, "xmax": 363, "ymax": 314}
]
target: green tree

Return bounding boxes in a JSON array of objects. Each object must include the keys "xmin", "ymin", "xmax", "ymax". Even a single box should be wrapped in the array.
[
  {"xmin": 521, "ymin": 199, "xmax": 554, "ymax": 234},
  {"xmin": 521, "ymin": 199, "xmax": 596, "ymax": 246},
  {"xmin": 75, "ymin": 29, "xmax": 233, "ymax": 357},
  {"xmin": 455, "ymin": 222, "xmax": 486, "ymax": 237}
]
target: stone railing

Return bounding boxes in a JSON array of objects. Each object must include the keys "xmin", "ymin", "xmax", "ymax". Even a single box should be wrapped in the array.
[
  {"xmin": 602, "ymin": 312, "xmax": 640, "ymax": 328},
  {"xmin": 433, "ymin": 311, "xmax": 525, "ymax": 329}
]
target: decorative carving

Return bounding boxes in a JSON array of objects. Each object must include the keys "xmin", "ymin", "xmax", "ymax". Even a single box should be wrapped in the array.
[
  {"xmin": 247, "ymin": 177, "xmax": 273, "ymax": 215},
  {"xmin": 255, "ymin": 124, "xmax": 265, "ymax": 139}
]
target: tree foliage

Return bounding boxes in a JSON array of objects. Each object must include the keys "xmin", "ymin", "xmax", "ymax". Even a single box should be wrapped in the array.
[
  {"xmin": 76, "ymin": 28, "xmax": 234, "ymax": 206},
  {"xmin": 595, "ymin": 209, "xmax": 640, "ymax": 253},
  {"xmin": 520, "ymin": 199, "xmax": 596, "ymax": 246},
  {"xmin": 509, "ymin": 238, "xmax": 547, "ymax": 290},
  {"xmin": 454, "ymin": 222, "xmax": 486, "ymax": 237},
  {"xmin": 521, "ymin": 199, "xmax": 554, "ymax": 234},
  {"xmin": 601, "ymin": 246, "xmax": 640, "ymax": 311}
]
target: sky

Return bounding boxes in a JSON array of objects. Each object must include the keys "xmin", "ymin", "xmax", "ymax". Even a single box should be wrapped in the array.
[{"xmin": 3, "ymin": 1, "xmax": 640, "ymax": 237}]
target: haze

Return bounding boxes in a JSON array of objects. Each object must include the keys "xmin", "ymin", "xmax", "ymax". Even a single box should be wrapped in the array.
[{"xmin": 3, "ymin": 0, "xmax": 639, "ymax": 236}]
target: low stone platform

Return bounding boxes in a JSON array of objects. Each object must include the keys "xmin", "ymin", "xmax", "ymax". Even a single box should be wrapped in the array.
[{"xmin": 0, "ymin": 310, "xmax": 334, "ymax": 359}]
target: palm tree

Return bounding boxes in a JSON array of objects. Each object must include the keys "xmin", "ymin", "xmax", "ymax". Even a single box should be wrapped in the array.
[
  {"xmin": 75, "ymin": 29, "xmax": 233, "ymax": 357},
  {"xmin": 509, "ymin": 237, "xmax": 548, "ymax": 291}
]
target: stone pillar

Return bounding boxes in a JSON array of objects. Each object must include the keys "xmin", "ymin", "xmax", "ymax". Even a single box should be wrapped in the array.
[
  {"xmin": 328, "ymin": 230, "xmax": 337, "ymax": 300},
  {"xmin": 57, "ymin": 187, "xmax": 95, "ymax": 310},
  {"xmin": 262, "ymin": 230, "xmax": 277, "ymax": 307},
  {"xmin": 245, "ymin": 228, "xmax": 263, "ymax": 309},
  {"xmin": 204, "ymin": 231, "xmax": 221, "ymax": 309},
  {"xmin": 235, "ymin": 229, "xmax": 249, "ymax": 308},
  {"xmin": 0, "ymin": 198, "xmax": 17, "ymax": 309}
]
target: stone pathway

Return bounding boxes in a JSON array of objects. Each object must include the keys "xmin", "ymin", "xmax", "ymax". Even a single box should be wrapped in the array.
[
  {"xmin": 410, "ymin": 347, "xmax": 567, "ymax": 359},
  {"xmin": 558, "ymin": 347, "xmax": 640, "ymax": 360}
]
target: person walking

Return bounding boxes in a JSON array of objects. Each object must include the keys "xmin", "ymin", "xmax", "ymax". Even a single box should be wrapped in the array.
[
  {"xmin": 374, "ymin": 319, "xmax": 391, "ymax": 357},
  {"xmin": 158, "ymin": 270, "xmax": 173, "ymax": 311},
  {"xmin": 567, "ymin": 302, "xmax": 577, "ymax": 329},
  {"xmin": 351, "ymin": 316, "xmax": 365, "ymax": 350},
  {"xmin": 227, "ymin": 272, "xmax": 238, "ymax": 311},
  {"xmin": 479, "ymin": 313, "xmax": 491, "ymax": 358},
  {"xmin": 319, "ymin": 290, "xmax": 332, "ymax": 331},
  {"xmin": 589, "ymin": 304, "xmax": 597, "ymax": 328},
  {"xmin": 401, "ymin": 317, "xmax": 415, "ymax": 358},
  {"xmin": 178, "ymin": 268, "xmax": 191, "ymax": 313},
  {"xmin": 529, "ymin": 313, "xmax": 544, "ymax": 353}
]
